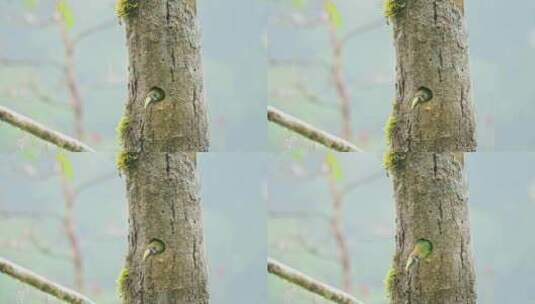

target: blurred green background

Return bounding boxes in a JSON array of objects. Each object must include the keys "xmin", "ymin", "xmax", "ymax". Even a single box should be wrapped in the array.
[
  {"xmin": 0, "ymin": 0, "xmax": 267, "ymax": 152},
  {"xmin": 267, "ymin": 0, "xmax": 535, "ymax": 151},
  {"xmin": 268, "ymin": 152, "xmax": 535, "ymax": 303},
  {"xmin": 0, "ymin": 152, "xmax": 267, "ymax": 303}
]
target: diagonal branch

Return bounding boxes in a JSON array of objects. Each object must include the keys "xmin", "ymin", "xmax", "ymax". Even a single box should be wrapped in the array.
[
  {"xmin": 0, "ymin": 257, "xmax": 95, "ymax": 304},
  {"xmin": 0, "ymin": 105, "xmax": 94, "ymax": 152},
  {"xmin": 267, "ymin": 106, "xmax": 362, "ymax": 152},
  {"xmin": 267, "ymin": 258, "xmax": 365, "ymax": 304}
]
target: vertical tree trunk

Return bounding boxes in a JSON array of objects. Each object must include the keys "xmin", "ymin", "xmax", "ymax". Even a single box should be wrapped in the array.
[
  {"xmin": 388, "ymin": 0, "xmax": 476, "ymax": 152},
  {"xmin": 118, "ymin": 1, "xmax": 210, "ymax": 303},
  {"xmin": 121, "ymin": 153, "xmax": 209, "ymax": 304},
  {"xmin": 385, "ymin": 0, "xmax": 477, "ymax": 303},
  {"xmin": 388, "ymin": 153, "xmax": 476, "ymax": 304},
  {"xmin": 121, "ymin": 0, "xmax": 209, "ymax": 152}
]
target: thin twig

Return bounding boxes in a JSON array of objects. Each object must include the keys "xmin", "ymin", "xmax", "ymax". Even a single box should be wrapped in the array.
[
  {"xmin": 56, "ymin": 2, "xmax": 85, "ymax": 140},
  {"xmin": 0, "ymin": 257, "xmax": 96, "ymax": 304},
  {"xmin": 326, "ymin": 163, "xmax": 353, "ymax": 292},
  {"xmin": 267, "ymin": 258, "xmax": 365, "ymax": 304},
  {"xmin": 267, "ymin": 106, "xmax": 362, "ymax": 152},
  {"xmin": 59, "ymin": 167, "xmax": 85, "ymax": 291},
  {"xmin": 0, "ymin": 105, "xmax": 94, "ymax": 152}
]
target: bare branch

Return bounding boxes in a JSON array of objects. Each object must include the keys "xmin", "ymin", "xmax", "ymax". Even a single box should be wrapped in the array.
[
  {"xmin": 0, "ymin": 257, "xmax": 96, "ymax": 304},
  {"xmin": 267, "ymin": 258, "xmax": 365, "ymax": 304},
  {"xmin": 326, "ymin": 163, "xmax": 353, "ymax": 292},
  {"xmin": 267, "ymin": 106, "xmax": 363, "ymax": 152},
  {"xmin": 0, "ymin": 105, "xmax": 94, "ymax": 152}
]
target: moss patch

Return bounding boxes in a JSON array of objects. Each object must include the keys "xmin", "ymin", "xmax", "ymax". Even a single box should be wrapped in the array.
[
  {"xmin": 384, "ymin": 267, "xmax": 397, "ymax": 299},
  {"xmin": 116, "ymin": 0, "xmax": 138, "ymax": 19},
  {"xmin": 116, "ymin": 150, "xmax": 137, "ymax": 173},
  {"xmin": 117, "ymin": 267, "xmax": 129, "ymax": 299},
  {"xmin": 383, "ymin": 150, "xmax": 406, "ymax": 173},
  {"xmin": 384, "ymin": 115, "xmax": 398, "ymax": 146},
  {"xmin": 116, "ymin": 115, "xmax": 130, "ymax": 146},
  {"xmin": 384, "ymin": 0, "xmax": 406, "ymax": 21}
]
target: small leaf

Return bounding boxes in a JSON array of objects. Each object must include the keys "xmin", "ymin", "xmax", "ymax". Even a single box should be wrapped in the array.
[
  {"xmin": 326, "ymin": 152, "xmax": 343, "ymax": 181},
  {"xmin": 57, "ymin": 152, "xmax": 74, "ymax": 181},
  {"xmin": 325, "ymin": 0, "xmax": 343, "ymax": 29},
  {"xmin": 57, "ymin": 0, "xmax": 75, "ymax": 30}
]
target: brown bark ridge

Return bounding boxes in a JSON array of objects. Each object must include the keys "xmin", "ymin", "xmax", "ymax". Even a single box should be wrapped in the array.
[
  {"xmin": 388, "ymin": 153, "xmax": 476, "ymax": 304},
  {"xmin": 385, "ymin": 1, "xmax": 477, "ymax": 303},
  {"xmin": 388, "ymin": 0, "xmax": 476, "ymax": 152},
  {"xmin": 121, "ymin": 0, "xmax": 209, "ymax": 152},
  {"xmin": 121, "ymin": 153, "xmax": 209, "ymax": 304}
]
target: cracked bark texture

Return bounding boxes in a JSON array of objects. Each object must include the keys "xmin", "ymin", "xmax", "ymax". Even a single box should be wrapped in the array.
[
  {"xmin": 122, "ymin": 0, "xmax": 209, "ymax": 152},
  {"xmin": 119, "ymin": 2, "xmax": 210, "ymax": 302},
  {"xmin": 389, "ymin": 153, "xmax": 476, "ymax": 304},
  {"xmin": 122, "ymin": 153, "xmax": 209, "ymax": 304},
  {"xmin": 387, "ymin": 1, "xmax": 477, "ymax": 303},
  {"xmin": 389, "ymin": 0, "xmax": 476, "ymax": 152}
]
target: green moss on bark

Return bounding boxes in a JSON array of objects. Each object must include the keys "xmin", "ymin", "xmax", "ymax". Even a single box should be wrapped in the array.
[
  {"xmin": 384, "ymin": 0, "xmax": 406, "ymax": 22},
  {"xmin": 116, "ymin": 150, "xmax": 137, "ymax": 173},
  {"xmin": 117, "ymin": 267, "xmax": 129, "ymax": 299},
  {"xmin": 384, "ymin": 267, "xmax": 397, "ymax": 299},
  {"xmin": 115, "ymin": 0, "xmax": 137, "ymax": 19},
  {"xmin": 116, "ymin": 115, "xmax": 130, "ymax": 146},
  {"xmin": 384, "ymin": 150, "xmax": 406, "ymax": 173},
  {"xmin": 384, "ymin": 115, "xmax": 398, "ymax": 146}
]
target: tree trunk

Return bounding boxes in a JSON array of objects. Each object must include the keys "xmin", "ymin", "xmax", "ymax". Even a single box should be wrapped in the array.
[
  {"xmin": 388, "ymin": 0, "xmax": 476, "ymax": 152},
  {"xmin": 388, "ymin": 153, "xmax": 476, "ymax": 304},
  {"xmin": 121, "ymin": 0, "xmax": 209, "ymax": 152},
  {"xmin": 386, "ymin": 0, "xmax": 477, "ymax": 303},
  {"xmin": 120, "ymin": 153, "xmax": 209, "ymax": 304},
  {"xmin": 118, "ymin": 1, "xmax": 210, "ymax": 303}
]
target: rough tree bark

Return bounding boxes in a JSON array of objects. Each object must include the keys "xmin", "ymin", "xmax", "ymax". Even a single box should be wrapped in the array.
[
  {"xmin": 120, "ymin": 0, "xmax": 209, "ymax": 152},
  {"xmin": 120, "ymin": 153, "xmax": 209, "ymax": 304},
  {"xmin": 388, "ymin": 0, "xmax": 476, "ymax": 152},
  {"xmin": 385, "ymin": 0, "xmax": 477, "ymax": 303},
  {"xmin": 117, "ymin": 1, "xmax": 210, "ymax": 303},
  {"xmin": 388, "ymin": 153, "xmax": 476, "ymax": 304}
]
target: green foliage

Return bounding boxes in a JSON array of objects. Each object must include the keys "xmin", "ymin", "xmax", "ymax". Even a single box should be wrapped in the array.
[
  {"xmin": 56, "ymin": 152, "xmax": 74, "ymax": 181},
  {"xmin": 325, "ymin": 0, "xmax": 343, "ymax": 29},
  {"xmin": 116, "ymin": 0, "xmax": 138, "ymax": 19},
  {"xmin": 384, "ymin": 0, "xmax": 406, "ymax": 21},
  {"xmin": 117, "ymin": 267, "xmax": 129, "ymax": 299},
  {"xmin": 326, "ymin": 152, "xmax": 343, "ymax": 181},
  {"xmin": 57, "ymin": 0, "xmax": 75, "ymax": 29},
  {"xmin": 116, "ymin": 150, "xmax": 137, "ymax": 173},
  {"xmin": 384, "ymin": 267, "xmax": 397, "ymax": 299}
]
